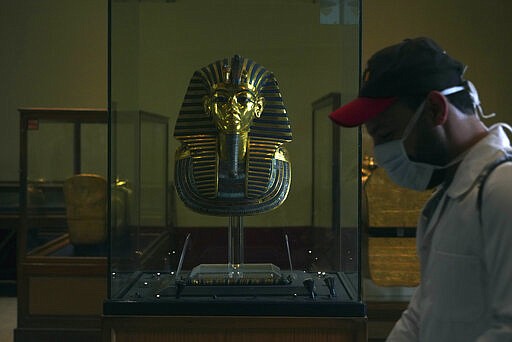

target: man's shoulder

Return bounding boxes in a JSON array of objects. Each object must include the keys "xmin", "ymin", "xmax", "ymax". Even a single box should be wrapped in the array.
[
  {"xmin": 478, "ymin": 156, "xmax": 512, "ymax": 223},
  {"xmin": 479, "ymin": 151, "xmax": 512, "ymax": 190}
]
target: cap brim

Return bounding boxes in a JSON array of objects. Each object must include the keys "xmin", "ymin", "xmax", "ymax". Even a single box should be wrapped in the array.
[{"xmin": 329, "ymin": 97, "xmax": 398, "ymax": 127}]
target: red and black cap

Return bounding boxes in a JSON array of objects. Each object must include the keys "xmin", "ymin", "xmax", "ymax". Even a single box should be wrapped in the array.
[{"xmin": 329, "ymin": 37, "xmax": 466, "ymax": 127}]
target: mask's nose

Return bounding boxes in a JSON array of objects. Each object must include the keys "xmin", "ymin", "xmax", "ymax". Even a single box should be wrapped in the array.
[{"xmin": 229, "ymin": 95, "xmax": 238, "ymax": 106}]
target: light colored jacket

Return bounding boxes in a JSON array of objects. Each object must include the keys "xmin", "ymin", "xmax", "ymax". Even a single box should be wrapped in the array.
[{"xmin": 387, "ymin": 124, "xmax": 512, "ymax": 342}]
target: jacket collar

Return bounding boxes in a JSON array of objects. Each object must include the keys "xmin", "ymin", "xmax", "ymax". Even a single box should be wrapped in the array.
[{"xmin": 445, "ymin": 124, "xmax": 512, "ymax": 199}]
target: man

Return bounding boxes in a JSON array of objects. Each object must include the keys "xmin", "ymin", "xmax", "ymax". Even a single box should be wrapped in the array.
[{"xmin": 330, "ymin": 37, "xmax": 512, "ymax": 341}]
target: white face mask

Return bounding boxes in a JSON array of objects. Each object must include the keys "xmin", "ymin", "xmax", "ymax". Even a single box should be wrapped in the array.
[{"xmin": 373, "ymin": 86, "xmax": 465, "ymax": 191}]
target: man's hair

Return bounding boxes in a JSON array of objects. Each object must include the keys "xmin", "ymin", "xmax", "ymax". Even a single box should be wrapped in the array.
[{"xmin": 446, "ymin": 89, "xmax": 475, "ymax": 114}]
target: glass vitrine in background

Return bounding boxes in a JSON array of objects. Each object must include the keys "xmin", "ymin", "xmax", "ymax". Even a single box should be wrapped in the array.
[
  {"xmin": 16, "ymin": 107, "xmax": 108, "ymax": 340},
  {"xmin": 16, "ymin": 107, "xmax": 169, "ymax": 340},
  {"xmin": 19, "ymin": 107, "xmax": 108, "ymax": 258}
]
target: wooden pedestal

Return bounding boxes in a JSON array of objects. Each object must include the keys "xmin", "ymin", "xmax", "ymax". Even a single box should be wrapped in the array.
[
  {"xmin": 102, "ymin": 315, "xmax": 367, "ymax": 342},
  {"xmin": 15, "ymin": 235, "xmax": 107, "ymax": 342}
]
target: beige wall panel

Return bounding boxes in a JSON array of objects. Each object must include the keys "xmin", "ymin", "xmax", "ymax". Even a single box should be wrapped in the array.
[{"xmin": 29, "ymin": 276, "xmax": 106, "ymax": 315}]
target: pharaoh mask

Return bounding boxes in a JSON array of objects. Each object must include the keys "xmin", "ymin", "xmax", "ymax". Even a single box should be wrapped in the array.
[{"xmin": 174, "ymin": 55, "xmax": 292, "ymax": 216}]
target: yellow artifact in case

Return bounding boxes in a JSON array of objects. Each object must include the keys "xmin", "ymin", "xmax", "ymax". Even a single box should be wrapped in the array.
[{"xmin": 64, "ymin": 173, "xmax": 107, "ymax": 245}]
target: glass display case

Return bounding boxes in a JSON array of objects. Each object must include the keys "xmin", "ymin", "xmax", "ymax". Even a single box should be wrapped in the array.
[
  {"xmin": 19, "ymin": 108, "xmax": 108, "ymax": 257},
  {"xmin": 16, "ymin": 107, "xmax": 168, "ymax": 341},
  {"xmin": 105, "ymin": 0, "xmax": 364, "ymax": 339}
]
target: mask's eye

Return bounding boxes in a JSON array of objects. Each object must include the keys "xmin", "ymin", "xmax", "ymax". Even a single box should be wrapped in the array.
[
  {"xmin": 236, "ymin": 95, "xmax": 251, "ymax": 105},
  {"xmin": 213, "ymin": 95, "xmax": 228, "ymax": 103}
]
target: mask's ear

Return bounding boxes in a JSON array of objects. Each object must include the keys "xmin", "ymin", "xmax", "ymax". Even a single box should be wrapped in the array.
[
  {"xmin": 426, "ymin": 90, "xmax": 448, "ymax": 126},
  {"xmin": 203, "ymin": 95, "xmax": 213, "ymax": 118},
  {"xmin": 254, "ymin": 96, "xmax": 264, "ymax": 118}
]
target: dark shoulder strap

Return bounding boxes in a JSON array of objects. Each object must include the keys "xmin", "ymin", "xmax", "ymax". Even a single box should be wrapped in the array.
[{"xmin": 477, "ymin": 151, "xmax": 512, "ymax": 224}]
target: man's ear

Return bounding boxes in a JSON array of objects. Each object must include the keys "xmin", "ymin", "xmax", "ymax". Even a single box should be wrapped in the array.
[{"xmin": 425, "ymin": 90, "xmax": 448, "ymax": 126}]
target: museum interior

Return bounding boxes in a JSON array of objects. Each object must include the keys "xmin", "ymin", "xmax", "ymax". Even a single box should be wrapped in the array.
[{"xmin": 1, "ymin": 1, "xmax": 511, "ymax": 342}]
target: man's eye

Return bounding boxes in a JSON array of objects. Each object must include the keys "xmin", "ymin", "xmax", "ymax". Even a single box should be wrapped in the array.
[{"xmin": 377, "ymin": 132, "xmax": 397, "ymax": 143}]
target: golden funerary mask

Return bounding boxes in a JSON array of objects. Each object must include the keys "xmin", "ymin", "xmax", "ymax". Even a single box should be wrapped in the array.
[{"xmin": 174, "ymin": 55, "xmax": 292, "ymax": 216}]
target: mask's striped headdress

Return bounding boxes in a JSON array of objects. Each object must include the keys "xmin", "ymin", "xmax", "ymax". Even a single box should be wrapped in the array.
[{"xmin": 174, "ymin": 55, "xmax": 292, "ymax": 216}]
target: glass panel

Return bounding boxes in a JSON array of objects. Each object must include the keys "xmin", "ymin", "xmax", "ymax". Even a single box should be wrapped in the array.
[
  {"xmin": 108, "ymin": 0, "xmax": 362, "ymax": 315},
  {"xmin": 26, "ymin": 122, "xmax": 74, "ymax": 253},
  {"xmin": 27, "ymin": 122, "xmax": 74, "ymax": 182},
  {"xmin": 140, "ymin": 116, "xmax": 167, "ymax": 227},
  {"xmin": 313, "ymin": 105, "xmax": 334, "ymax": 231},
  {"xmin": 20, "ymin": 110, "xmax": 107, "ymax": 258},
  {"xmin": 110, "ymin": 110, "xmax": 169, "ymax": 296},
  {"xmin": 81, "ymin": 123, "xmax": 108, "ymax": 176}
]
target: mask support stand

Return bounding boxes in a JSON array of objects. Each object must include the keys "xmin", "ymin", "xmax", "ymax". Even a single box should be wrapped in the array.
[{"xmin": 228, "ymin": 215, "xmax": 244, "ymax": 276}]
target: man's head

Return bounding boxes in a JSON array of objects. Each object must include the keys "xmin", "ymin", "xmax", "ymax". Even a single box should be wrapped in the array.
[{"xmin": 331, "ymin": 37, "xmax": 488, "ymax": 190}]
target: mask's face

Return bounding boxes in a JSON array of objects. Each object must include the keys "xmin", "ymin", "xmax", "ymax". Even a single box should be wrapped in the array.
[{"xmin": 206, "ymin": 85, "xmax": 264, "ymax": 134}]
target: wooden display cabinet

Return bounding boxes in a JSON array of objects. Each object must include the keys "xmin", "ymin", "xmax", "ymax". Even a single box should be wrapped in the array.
[
  {"xmin": 16, "ymin": 108, "xmax": 171, "ymax": 341},
  {"xmin": 15, "ymin": 108, "xmax": 109, "ymax": 342}
]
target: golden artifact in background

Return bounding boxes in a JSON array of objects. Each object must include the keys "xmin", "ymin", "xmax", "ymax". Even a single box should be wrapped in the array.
[
  {"xmin": 362, "ymin": 156, "xmax": 432, "ymax": 287},
  {"xmin": 174, "ymin": 54, "xmax": 292, "ymax": 216},
  {"xmin": 63, "ymin": 174, "xmax": 107, "ymax": 245},
  {"xmin": 365, "ymin": 165, "xmax": 431, "ymax": 228}
]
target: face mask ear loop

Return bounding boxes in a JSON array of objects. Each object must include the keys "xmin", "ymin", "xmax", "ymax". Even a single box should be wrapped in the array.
[
  {"xmin": 477, "ymin": 105, "xmax": 495, "ymax": 119},
  {"xmin": 465, "ymin": 80, "xmax": 496, "ymax": 119},
  {"xmin": 401, "ymin": 101, "xmax": 426, "ymax": 141}
]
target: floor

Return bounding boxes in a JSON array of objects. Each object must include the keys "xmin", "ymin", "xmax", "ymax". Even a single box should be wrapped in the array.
[{"xmin": 0, "ymin": 297, "xmax": 16, "ymax": 342}]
